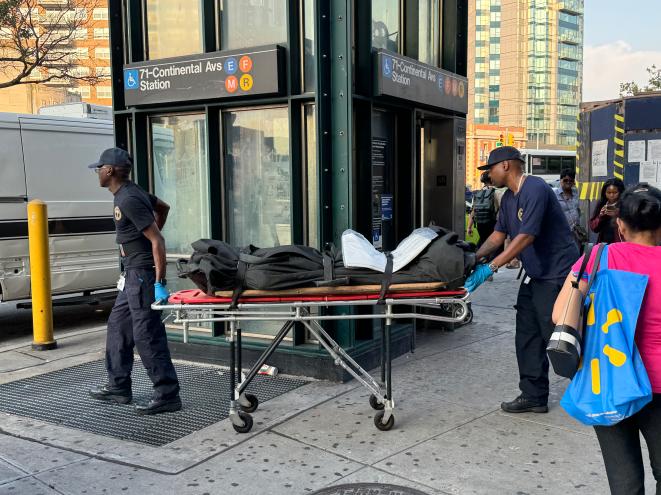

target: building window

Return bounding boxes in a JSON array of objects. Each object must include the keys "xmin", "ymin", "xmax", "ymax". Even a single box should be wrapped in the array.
[
  {"xmin": 414, "ymin": 0, "xmax": 441, "ymax": 66},
  {"xmin": 96, "ymin": 86, "xmax": 112, "ymax": 99},
  {"xmin": 146, "ymin": 0, "xmax": 203, "ymax": 60},
  {"xmin": 150, "ymin": 114, "xmax": 210, "ymax": 291},
  {"xmin": 224, "ymin": 106, "xmax": 291, "ymax": 248},
  {"xmin": 72, "ymin": 28, "xmax": 87, "ymax": 40},
  {"xmin": 372, "ymin": 0, "xmax": 400, "ymax": 52},
  {"xmin": 220, "ymin": 0, "xmax": 287, "ymax": 50},
  {"xmin": 94, "ymin": 27, "xmax": 109, "ymax": 39},
  {"xmin": 96, "ymin": 66, "xmax": 111, "ymax": 77},
  {"xmin": 95, "ymin": 47, "xmax": 111, "ymax": 60},
  {"xmin": 488, "ymin": 106, "xmax": 499, "ymax": 123},
  {"xmin": 71, "ymin": 66, "xmax": 90, "ymax": 77},
  {"xmin": 71, "ymin": 86, "xmax": 91, "ymax": 98},
  {"xmin": 304, "ymin": 104, "xmax": 318, "ymax": 248},
  {"xmin": 93, "ymin": 8, "xmax": 108, "ymax": 20},
  {"xmin": 75, "ymin": 47, "xmax": 89, "ymax": 59},
  {"xmin": 303, "ymin": 0, "xmax": 315, "ymax": 92}
]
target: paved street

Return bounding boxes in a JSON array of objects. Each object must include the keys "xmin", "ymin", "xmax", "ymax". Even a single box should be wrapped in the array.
[{"xmin": 0, "ymin": 270, "xmax": 655, "ymax": 494}]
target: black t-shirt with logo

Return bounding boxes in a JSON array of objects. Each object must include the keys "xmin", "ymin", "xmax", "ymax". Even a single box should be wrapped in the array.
[{"xmin": 113, "ymin": 181, "xmax": 158, "ymax": 269}]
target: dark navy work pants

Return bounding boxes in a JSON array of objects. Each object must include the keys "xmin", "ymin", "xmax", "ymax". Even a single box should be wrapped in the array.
[
  {"xmin": 105, "ymin": 268, "xmax": 179, "ymax": 399},
  {"xmin": 514, "ymin": 277, "xmax": 564, "ymax": 403}
]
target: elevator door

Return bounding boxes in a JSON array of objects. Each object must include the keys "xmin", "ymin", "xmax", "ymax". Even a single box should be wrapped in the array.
[{"xmin": 418, "ymin": 118, "xmax": 453, "ymax": 229}]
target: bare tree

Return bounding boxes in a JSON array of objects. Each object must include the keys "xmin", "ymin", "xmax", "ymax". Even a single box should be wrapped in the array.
[{"xmin": 0, "ymin": 0, "xmax": 104, "ymax": 89}]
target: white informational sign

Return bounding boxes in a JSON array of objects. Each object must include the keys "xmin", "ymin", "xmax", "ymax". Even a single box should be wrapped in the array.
[
  {"xmin": 648, "ymin": 140, "xmax": 661, "ymax": 161},
  {"xmin": 591, "ymin": 140, "xmax": 609, "ymax": 177},
  {"xmin": 628, "ymin": 140, "xmax": 646, "ymax": 162},
  {"xmin": 640, "ymin": 161, "xmax": 658, "ymax": 185}
]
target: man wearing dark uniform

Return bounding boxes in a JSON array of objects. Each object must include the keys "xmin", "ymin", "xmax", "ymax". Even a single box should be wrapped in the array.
[
  {"xmin": 88, "ymin": 148, "xmax": 181, "ymax": 415},
  {"xmin": 465, "ymin": 146, "xmax": 579, "ymax": 413}
]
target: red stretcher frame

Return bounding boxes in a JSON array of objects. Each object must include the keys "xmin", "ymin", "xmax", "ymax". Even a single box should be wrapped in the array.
[{"xmin": 154, "ymin": 286, "xmax": 471, "ymax": 433}]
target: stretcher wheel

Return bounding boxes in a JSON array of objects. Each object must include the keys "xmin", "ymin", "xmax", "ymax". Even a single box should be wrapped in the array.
[
  {"xmin": 369, "ymin": 394, "xmax": 385, "ymax": 410},
  {"xmin": 232, "ymin": 412, "xmax": 253, "ymax": 433},
  {"xmin": 463, "ymin": 307, "xmax": 474, "ymax": 324},
  {"xmin": 241, "ymin": 393, "xmax": 259, "ymax": 413},
  {"xmin": 374, "ymin": 411, "xmax": 395, "ymax": 431}
]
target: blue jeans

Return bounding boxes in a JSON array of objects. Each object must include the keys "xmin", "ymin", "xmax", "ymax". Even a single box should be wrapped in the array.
[{"xmin": 594, "ymin": 394, "xmax": 661, "ymax": 495}]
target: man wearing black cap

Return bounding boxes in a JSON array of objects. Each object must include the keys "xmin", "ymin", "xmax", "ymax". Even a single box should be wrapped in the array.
[
  {"xmin": 88, "ymin": 148, "xmax": 181, "ymax": 415},
  {"xmin": 465, "ymin": 146, "xmax": 579, "ymax": 413}
]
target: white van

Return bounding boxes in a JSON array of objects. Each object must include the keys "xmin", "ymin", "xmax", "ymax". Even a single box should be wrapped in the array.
[{"xmin": 0, "ymin": 113, "xmax": 118, "ymax": 302}]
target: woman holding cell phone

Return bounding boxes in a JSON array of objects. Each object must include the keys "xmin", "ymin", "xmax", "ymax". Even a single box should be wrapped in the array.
[{"xmin": 590, "ymin": 178, "xmax": 625, "ymax": 243}]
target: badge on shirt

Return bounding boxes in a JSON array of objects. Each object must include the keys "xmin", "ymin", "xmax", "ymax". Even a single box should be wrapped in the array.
[{"xmin": 114, "ymin": 206, "xmax": 122, "ymax": 221}]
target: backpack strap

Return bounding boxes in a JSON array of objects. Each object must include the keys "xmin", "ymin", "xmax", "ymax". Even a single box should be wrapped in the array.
[
  {"xmin": 572, "ymin": 243, "xmax": 593, "ymax": 289},
  {"xmin": 584, "ymin": 243, "xmax": 606, "ymax": 295}
]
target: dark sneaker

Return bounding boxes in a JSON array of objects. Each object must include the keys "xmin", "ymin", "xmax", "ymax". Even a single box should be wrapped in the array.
[
  {"xmin": 135, "ymin": 396, "xmax": 182, "ymax": 416},
  {"xmin": 501, "ymin": 396, "xmax": 548, "ymax": 413},
  {"xmin": 89, "ymin": 385, "xmax": 132, "ymax": 405}
]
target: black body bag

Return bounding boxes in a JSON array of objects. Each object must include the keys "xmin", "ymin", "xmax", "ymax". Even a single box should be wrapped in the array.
[{"xmin": 177, "ymin": 227, "xmax": 475, "ymax": 298}]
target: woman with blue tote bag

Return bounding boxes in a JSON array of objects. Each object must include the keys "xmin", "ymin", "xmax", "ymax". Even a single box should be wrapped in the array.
[{"xmin": 552, "ymin": 183, "xmax": 661, "ymax": 495}]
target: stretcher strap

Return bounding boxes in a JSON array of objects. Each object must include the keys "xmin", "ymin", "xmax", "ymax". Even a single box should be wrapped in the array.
[
  {"xmin": 323, "ymin": 252, "xmax": 334, "ymax": 281},
  {"xmin": 315, "ymin": 252, "xmax": 349, "ymax": 287},
  {"xmin": 230, "ymin": 259, "xmax": 248, "ymax": 309},
  {"xmin": 378, "ymin": 253, "xmax": 394, "ymax": 305}
]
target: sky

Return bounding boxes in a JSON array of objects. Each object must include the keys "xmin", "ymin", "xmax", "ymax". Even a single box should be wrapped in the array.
[{"xmin": 583, "ymin": 0, "xmax": 661, "ymax": 101}]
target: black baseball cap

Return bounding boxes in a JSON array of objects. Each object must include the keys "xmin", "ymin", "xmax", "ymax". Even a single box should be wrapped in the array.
[
  {"xmin": 88, "ymin": 148, "xmax": 133, "ymax": 169},
  {"xmin": 477, "ymin": 146, "xmax": 524, "ymax": 170}
]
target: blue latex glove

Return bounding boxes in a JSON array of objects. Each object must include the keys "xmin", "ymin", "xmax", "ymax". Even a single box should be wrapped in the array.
[
  {"xmin": 464, "ymin": 263, "xmax": 494, "ymax": 293},
  {"xmin": 154, "ymin": 282, "xmax": 169, "ymax": 303}
]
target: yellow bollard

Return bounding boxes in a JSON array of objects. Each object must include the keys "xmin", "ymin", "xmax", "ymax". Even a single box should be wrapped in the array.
[{"xmin": 27, "ymin": 200, "xmax": 57, "ymax": 350}]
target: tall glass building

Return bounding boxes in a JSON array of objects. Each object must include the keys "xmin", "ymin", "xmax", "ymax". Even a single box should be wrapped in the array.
[{"xmin": 467, "ymin": 0, "xmax": 583, "ymax": 148}]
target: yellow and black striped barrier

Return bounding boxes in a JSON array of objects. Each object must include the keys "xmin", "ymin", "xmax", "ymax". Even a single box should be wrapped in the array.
[{"xmin": 613, "ymin": 113, "xmax": 625, "ymax": 181}]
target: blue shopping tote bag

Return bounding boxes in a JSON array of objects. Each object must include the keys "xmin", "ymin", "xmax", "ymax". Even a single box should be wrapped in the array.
[{"xmin": 560, "ymin": 245, "xmax": 652, "ymax": 426}]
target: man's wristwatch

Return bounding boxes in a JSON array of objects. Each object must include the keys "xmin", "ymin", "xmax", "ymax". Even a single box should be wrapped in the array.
[
  {"xmin": 156, "ymin": 278, "xmax": 167, "ymax": 285},
  {"xmin": 487, "ymin": 262, "xmax": 499, "ymax": 273}
]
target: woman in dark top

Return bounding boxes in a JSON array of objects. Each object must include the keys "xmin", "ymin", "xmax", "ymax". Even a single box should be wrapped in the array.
[{"xmin": 590, "ymin": 178, "xmax": 625, "ymax": 243}]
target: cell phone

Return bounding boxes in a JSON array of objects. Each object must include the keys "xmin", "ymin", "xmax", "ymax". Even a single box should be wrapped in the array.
[{"xmin": 606, "ymin": 204, "xmax": 616, "ymax": 211}]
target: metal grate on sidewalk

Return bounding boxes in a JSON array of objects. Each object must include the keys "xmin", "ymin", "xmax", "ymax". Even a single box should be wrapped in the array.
[{"xmin": 0, "ymin": 360, "xmax": 308, "ymax": 446}]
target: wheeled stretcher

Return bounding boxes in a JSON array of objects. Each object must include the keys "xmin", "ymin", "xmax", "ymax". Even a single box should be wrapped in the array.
[{"xmin": 153, "ymin": 282, "xmax": 471, "ymax": 433}]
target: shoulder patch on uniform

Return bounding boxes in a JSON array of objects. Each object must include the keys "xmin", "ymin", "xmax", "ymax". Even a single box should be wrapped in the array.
[
  {"xmin": 114, "ymin": 206, "xmax": 122, "ymax": 221},
  {"xmin": 517, "ymin": 208, "xmax": 523, "ymax": 221}
]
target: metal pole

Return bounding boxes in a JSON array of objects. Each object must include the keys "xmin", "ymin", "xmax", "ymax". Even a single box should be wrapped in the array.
[{"xmin": 27, "ymin": 200, "xmax": 57, "ymax": 351}]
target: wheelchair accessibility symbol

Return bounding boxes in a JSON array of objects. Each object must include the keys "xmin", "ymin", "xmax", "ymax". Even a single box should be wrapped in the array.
[
  {"xmin": 124, "ymin": 69, "xmax": 139, "ymax": 90},
  {"xmin": 382, "ymin": 57, "xmax": 392, "ymax": 78}
]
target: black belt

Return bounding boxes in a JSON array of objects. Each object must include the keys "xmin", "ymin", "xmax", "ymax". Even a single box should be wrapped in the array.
[{"xmin": 120, "ymin": 237, "xmax": 151, "ymax": 256}]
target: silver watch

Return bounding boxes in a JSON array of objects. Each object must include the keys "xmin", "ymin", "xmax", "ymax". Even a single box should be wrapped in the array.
[{"xmin": 488, "ymin": 261, "xmax": 499, "ymax": 273}]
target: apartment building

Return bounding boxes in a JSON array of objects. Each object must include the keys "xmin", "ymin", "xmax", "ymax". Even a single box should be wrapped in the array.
[
  {"xmin": 466, "ymin": 0, "xmax": 584, "ymax": 185},
  {"xmin": 0, "ymin": 0, "xmax": 111, "ymax": 113}
]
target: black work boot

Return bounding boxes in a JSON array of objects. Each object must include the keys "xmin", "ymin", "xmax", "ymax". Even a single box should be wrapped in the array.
[
  {"xmin": 501, "ymin": 395, "xmax": 548, "ymax": 413},
  {"xmin": 89, "ymin": 385, "xmax": 132, "ymax": 405},
  {"xmin": 135, "ymin": 396, "xmax": 182, "ymax": 416}
]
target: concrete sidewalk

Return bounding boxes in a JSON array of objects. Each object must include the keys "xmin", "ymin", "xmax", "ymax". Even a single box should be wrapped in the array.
[{"xmin": 0, "ymin": 270, "xmax": 654, "ymax": 494}]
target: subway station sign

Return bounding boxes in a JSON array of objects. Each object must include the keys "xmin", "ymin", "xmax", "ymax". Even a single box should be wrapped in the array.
[
  {"xmin": 123, "ymin": 45, "xmax": 284, "ymax": 106},
  {"xmin": 374, "ymin": 50, "xmax": 468, "ymax": 114}
]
